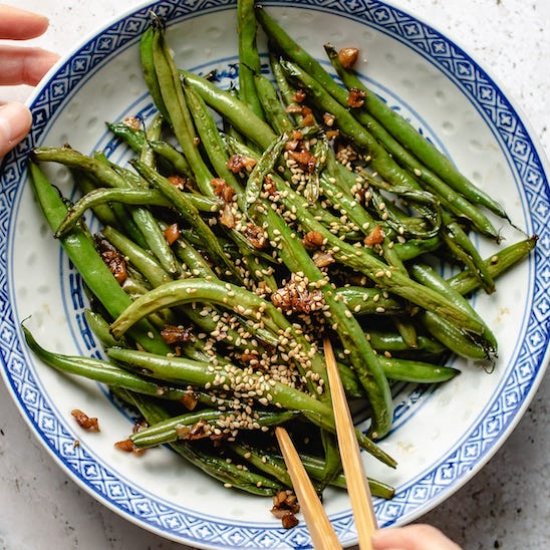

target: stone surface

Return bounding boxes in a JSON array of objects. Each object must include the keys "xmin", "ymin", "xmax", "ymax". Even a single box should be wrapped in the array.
[{"xmin": 1, "ymin": 1, "xmax": 549, "ymax": 549}]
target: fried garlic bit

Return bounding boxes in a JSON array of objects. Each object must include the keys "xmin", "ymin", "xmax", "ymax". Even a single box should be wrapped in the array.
[
  {"xmin": 227, "ymin": 154, "xmax": 257, "ymax": 174},
  {"xmin": 347, "ymin": 87, "xmax": 366, "ymax": 108},
  {"xmin": 271, "ymin": 273, "xmax": 325, "ymax": 314},
  {"xmin": 96, "ymin": 237, "xmax": 128, "ymax": 284},
  {"xmin": 364, "ymin": 225, "xmax": 385, "ymax": 247},
  {"xmin": 338, "ymin": 47, "xmax": 360, "ymax": 69},
  {"xmin": 212, "ymin": 177, "xmax": 235, "ymax": 202},
  {"xmin": 302, "ymin": 231, "xmax": 324, "ymax": 250},
  {"xmin": 160, "ymin": 324, "xmax": 192, "ymax": 345},
  {"xmin": 71, "ymin": 409, "xmax": 100, "ymax": 432},
  {"xmin": 271, "ymin": 490, "xmax": 300, "ymax": 529},
  {"xmin": 243, "ymin": 222, "xmax": 268, "ymax": 250}
]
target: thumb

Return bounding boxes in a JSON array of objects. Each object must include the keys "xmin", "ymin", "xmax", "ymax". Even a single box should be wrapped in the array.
[
  {"xmin": 371, "ymin": 525, "xmax": 462, "ymax": 550},
  {"xmin": 0, "ymin": 102, "xmax": 32, "ymax": 157}
]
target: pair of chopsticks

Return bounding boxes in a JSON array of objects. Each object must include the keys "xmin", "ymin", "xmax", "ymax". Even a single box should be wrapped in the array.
[{"xmin": 275, "ymin": 338, "xmax": 377, "ymax": 549}]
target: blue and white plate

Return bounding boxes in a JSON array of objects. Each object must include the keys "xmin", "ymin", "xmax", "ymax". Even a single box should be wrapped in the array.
[{"xmin": 1, "ymin": 0, "xmax": 549, "ymax": 548}]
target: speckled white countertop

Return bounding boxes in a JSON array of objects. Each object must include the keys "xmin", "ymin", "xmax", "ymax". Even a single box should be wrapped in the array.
[{"xmin": 2, "ymin": 1, "xmax": 549, "ymax": 549}]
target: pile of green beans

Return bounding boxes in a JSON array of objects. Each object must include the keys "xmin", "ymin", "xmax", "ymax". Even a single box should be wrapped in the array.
[{"xmin": 25, "ymin": 1, "xmax": 536, "ymax": 508}]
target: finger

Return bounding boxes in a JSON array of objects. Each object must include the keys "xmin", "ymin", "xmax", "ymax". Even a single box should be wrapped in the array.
[
  {"xmin": 0, "ymin": 4, "xmax": 49, "ymax": 40},
  {"xmin": 0, "ymin": 103, "xmax": 33, "ymax": 158},
  {"xmin": 0, "ymin": 46, "xmax": 59, "ymax": 86},
  {"xmin": 372, "ymin": 524, "xmax": 462, "ymax": 550}
]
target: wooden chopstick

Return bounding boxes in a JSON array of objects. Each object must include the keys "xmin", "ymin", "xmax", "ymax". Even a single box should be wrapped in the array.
[
  {"xmin": 275, "ymin": 426, "xmax": 342, "ymax": 549},
  {"xmin": 323, "ymin": 338, "xmax": 378, "ymax": 550}
]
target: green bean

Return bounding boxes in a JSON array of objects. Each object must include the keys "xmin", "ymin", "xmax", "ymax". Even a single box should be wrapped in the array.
[
  {"xmin": 183, "ymin": 84, "xmax": 244, "ymax": 195},
  {"xmin": 130, "ymin": 409, "xmax": 225, "ymax": 448},
  {"xmin": 421, "ymin": 314, "xmax": 489, "ymax": 360},
  {"xmin": 325, "ymin": 155, "xmax": 434, "ymax": 248},
  {"xmin": 150, "ymin": 140, "xmax": 194, "ymax": 177},
  {"xmin": 182, "ymin": 86, "xmax": 278, "ymax": 284},
  {"xmin": 369, "ymin": 185, "xmax": 442, "ymax": 240},
  {"xmin": 107, "ymin": 348, "xmax": 332, "ymax": 427},
  {"xmin": 256, "ymin": 5, "xmax": 332, "ymax": 100},
  {"xmin": 107, "ymin": 121, "xmax": 193, "ymax": 178},
  {"xmin": 393, "ymin": 235, "xmax": 441, "ymax": 260},
  {"xmin": 107, "ymin": 121, "xmax": 147, "ymax": 152},
  {"xmin": 261, "ymin": 208, "xmax": 393, "ymax": 438},
  {"xmin": 447, "ymin": 237, "xmax": 537, "ymax": 295},
  {"xmin": 33, "ymin": 146, "xmax": 179, "ymax": 274},
  {"xmin": 28, "ymin": 162, "xmax": 169, "ymax": 354},
  {"xmin": 440, "ymin": 211, "xmax": 495, "ymax": 293},
  {"xmin": 269, "ymin": 53, "xmax": 298, "ymax": 110},
  {"xmin": 130, "ymin": 407, "xmax": 296, "ymax": 448},
  {"xmin": 257, "ymin": 7, "xmax": 505, "ymax": 220},
  {"xmin": 106, "ymin": 347, "xmax": 395, "ymax": 466},
  {"xmin": 98, "ymin": 155, "xmax": 148, "ymax": 189},
  {"xmin": 233, "ymin": 443, "xmax": 394, "ymax": 498},
  {"xmin": 322, "ymin": 45, "xmax": 508, "ymax": 219},
  {"xmin": 323, "ymin": 44, "xmax": 507, "ymax": 222},
  {"xmin": 91, "ymin": 152, "xmax": 164, "ymax": 250},
  {"xmin": 366, "ymin": 331, "xmax": 446, "ymax": 356},
  {"xmin": 33, "ymin": 146, "xmax": 125, "ymax": 187},
  {"xmin": 102, "ymin": 226, "xmax": 173, "ymax": 288},
  {"xmin": 254, "ymin": 73, "xmax": 294, "ymax": 134},
  {"xmin": 335, "ymin": 361, "xmax": 365, "ymax": 399},
  {"xmin": 378, "ymin": 356, "xmax": 459, "ymax": 384},
  {"xmin": 182, "ymin": 85, "xmax": 278, "ymax": 291},
  {"xmin": 119, "ymin": 276, "xmax": 151, "ymax": 297},
  {"xmin": 232, "ymin": 442, "xmax": 293, "ymax": 487},
  {"xmin": 173, "ymin": 237, "xmax": 217, "ymax": 279},
  {"xmin": 237, "ymin": 0, "xmax": 265, "ymax": 120},
  {"xmin": 393, "ymin": 318, "xmax": 418, "ymax": 349},
  {"xmin": 222, "ymin": 86, "xmax": 247, "ymax": 144},
  {"xmin": 245, "ymin": 133, "xmax": 287, "ymax": 208},
  {"xmin": 141, "ymin": 112, "xmax": 163, "ymax": 168},
  {"xmin": 54, "ymin": 188, "xmax": 218, "ymax": 238},
  {"xmin": 183, "ymin": 70, "xmax": 275, "ymax": 149},
  {"xmin": 269, "ymin": 169, "xmax": 486, "ymax": 335},
  {"xmin": 84, "ymin": 309, "xmax": 123, "ymax": 348},
  {"xmin": 224, "ymin": 134, "xmax": 359, "ymax": 236},
  {"xmin": 131, "ymin": 160, "xmax": 242, "ymax": 282},
  {"xmin": 318, "ymin": 430, "xmax": 342, "ymax": 488},
  {"xmin": 119, "ymin": 390, "xmax": 281, "ymax": 495},
  {"xmin": 118, "ymin": 277, "xmax": 177, "ymax": 330},
  {"xmin": 23, "ymin": 326, "xmax": 184, "ymax": 399},
  {"xmin": 280, "ymin": 60, "xmax": 498, "ymax": 238},
  {"xmin": 338, "ymin": 350, "xmax": 457, "ymax": 384},
  {"xmin": 72, "ymin": 170, "xmax": 119, "ymax": 228},
  {"xmin": 152, "ymin": 26, "xmax": 214, "ymax": 195},
  {"xmin": 140, "ymin": 25, "xmax": 169, "ymax": 120},
  {"xmin": 319, "ymin": 172, "xmax": 375, "ymax": 237},
  {"xmin": 410, "ymin": 262, "xmax": 497, "ymax": 353},
  {"xmin": 110, "ymin": 278, "xmax": 319, "ymax": 375},
  {"xmin": 297, "ymin": 453, "xmax": 395, "ymax": 498}
]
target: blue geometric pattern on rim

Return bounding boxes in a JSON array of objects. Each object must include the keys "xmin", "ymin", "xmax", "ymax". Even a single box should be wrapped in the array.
[{"xmin": 0, "ymin": 0, "xmax": 548, "ymax": 547}]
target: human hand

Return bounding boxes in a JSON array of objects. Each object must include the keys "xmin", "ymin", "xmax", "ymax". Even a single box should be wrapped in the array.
[
  {"xmin": 372, "ymin": 524, "xmax": 462, "ymax": 550},
  {"xmin": 0, "ymin": 5, "xmax": 59, "ymax": 157}
]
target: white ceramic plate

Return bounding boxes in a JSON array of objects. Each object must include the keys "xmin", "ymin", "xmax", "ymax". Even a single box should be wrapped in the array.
[{"xmin": 1, "ymin": 0, "xmax": 549, "ymax": 548}]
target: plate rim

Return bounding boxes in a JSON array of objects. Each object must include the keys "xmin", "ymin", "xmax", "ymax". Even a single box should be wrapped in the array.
[{"xmin": 1, "ymin": 0, "xmax": 549, "ymax": 547}]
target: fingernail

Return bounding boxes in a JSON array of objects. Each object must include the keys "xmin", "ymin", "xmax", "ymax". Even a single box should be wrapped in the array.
[{"xmin": 0, "ymin": 103, "xmax": 32, "ymax": 156}]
